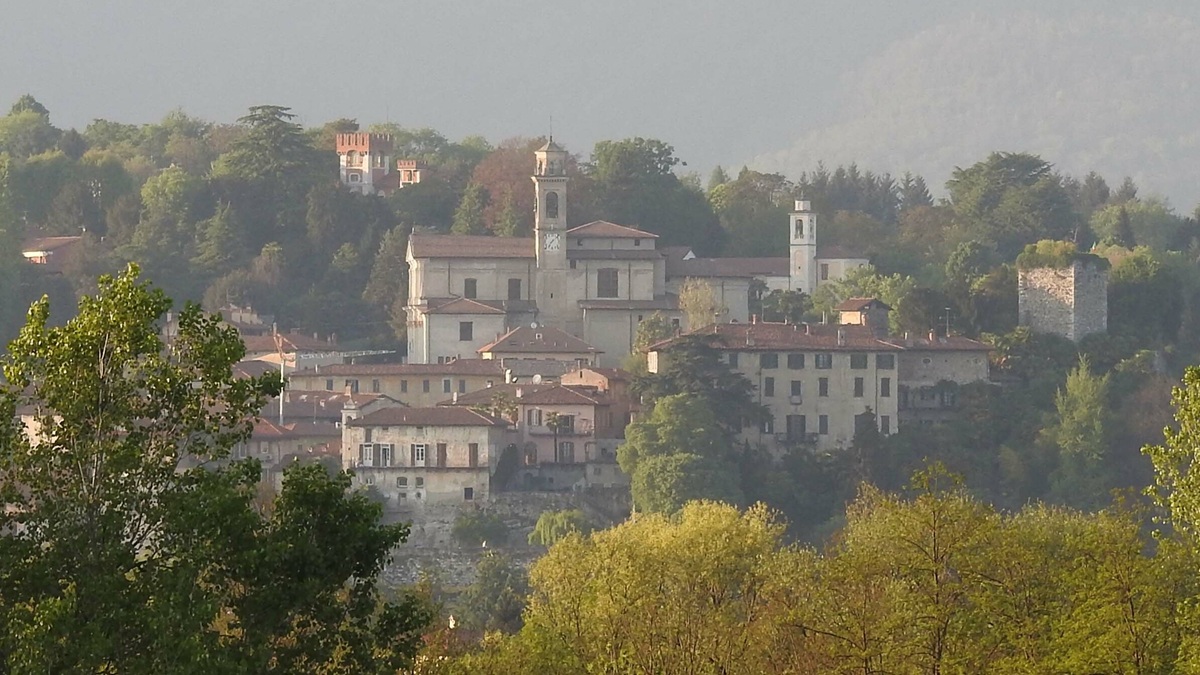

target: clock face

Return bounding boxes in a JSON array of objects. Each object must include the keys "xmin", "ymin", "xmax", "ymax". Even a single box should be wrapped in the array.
[{"xmin": 543, "ymin": 232, "xmax": 562, "ymax": 251}]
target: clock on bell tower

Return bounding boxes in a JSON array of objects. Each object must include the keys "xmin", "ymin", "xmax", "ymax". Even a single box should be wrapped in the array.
[{"xmin": 532, "ymin": 137, "xmax": 569, "ymax": 271}]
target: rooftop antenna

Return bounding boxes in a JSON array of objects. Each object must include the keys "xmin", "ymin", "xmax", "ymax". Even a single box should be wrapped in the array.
[{"xmin": 548, "ymin": 115, "xmax": 553, "ymax": 143}]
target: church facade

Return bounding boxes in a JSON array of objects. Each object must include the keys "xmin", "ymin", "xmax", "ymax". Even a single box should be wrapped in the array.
[{"xmin": 404, "ymin": 141, "xmax": 869, "ymax": 366}]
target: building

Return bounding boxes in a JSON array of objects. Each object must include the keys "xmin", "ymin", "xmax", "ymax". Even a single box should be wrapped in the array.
[
  {"xmin": 340, "ymin": 406, "xmax": 510, "ymax": 506},
  {"xmin": 647, "ymin": 302, "xmax": 991, "ymax": 452},
  {"xmin": 22, "ymin": 236, "xmax": 82, "ymax": 273},
  {"xmin": 403, "ymin": 141, "xmax": 869, "ymax": 367},
  {"xmin": 335, "ymin": 133, "xmax": 426, "ymax": 196},
  {"xmin": 1018, "ymin": 259, "xmax": 1109, "ymax": 342},
  {"xmin": 477, "ymin": 325, "xmax": 601, "ymax": 367},
  {"xmin": 287, "ymin": 359, "xmax": 507, "ymax": 407}
]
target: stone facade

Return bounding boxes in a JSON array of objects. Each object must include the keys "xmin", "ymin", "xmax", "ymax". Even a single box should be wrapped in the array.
[{"xmin": 1018, "ymin": 262, "xmax": 1108, "ymax": 342}]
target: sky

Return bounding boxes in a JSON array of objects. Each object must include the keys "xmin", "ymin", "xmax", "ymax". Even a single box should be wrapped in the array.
[{"xmin": 4, "ymin": 1, "xmax": 1200, "ymax": 207}]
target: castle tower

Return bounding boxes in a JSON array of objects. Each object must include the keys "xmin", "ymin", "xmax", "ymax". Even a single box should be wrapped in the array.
[
  {"xmin": 789, "ymin": 200, "xmax": 817, "ymax": 294},
  {"xmin": 1018, "ymin": 259, "xmax": 1109, "ymax": 342},
  {"xmin": 532, "ymin": 138, "xmax": 569, "ymax": 271},
  {"xmin": 335, "ymin": 133, "xmax": 393, "ymax": 195}
]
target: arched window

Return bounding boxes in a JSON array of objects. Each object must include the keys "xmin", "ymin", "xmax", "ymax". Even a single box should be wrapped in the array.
[
  {"xmin": 545, "ymin": 191, "xmax": 560, "ymax": 219},
  {"xmin": 346, "ymin": 150, "xmax": 360, "ymax": 167}
]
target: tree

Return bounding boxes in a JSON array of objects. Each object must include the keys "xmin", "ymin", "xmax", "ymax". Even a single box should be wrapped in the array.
[
  {"xmin": 0, "ymin": 265, "xmax": 429, "ymax": 671},
  {"xmin": 452, "ymin": 510, "xmax": 509, "ymax": 548},
  {"xmin": 191, "ymin": 201, "xmax": 246, "ymax": 276},
  {"xmin": 458, "ymin": 553, "xmax": 529, "ymax": 634},
  {"xmin": 677, "ymin": 276, "xmax": 726, "ymax": 329},
  {"xmin": 491, "ymin": 187, "xmax": 521, "ymax": 237},
  {"xmin": 528, "ymin": 510, "xmax": 593, "ymax": 547},
  {"xmin": 451, "ymin": 182, "xmax": 488, "ymax": 235},
  {"xmin": 898, "ymin": 171, "xmax": 933, "ymax": 211},
  {"xmin": 9, "ymin": 94, "xmax": 49, "ymax": 117},
  {"xmin": 1090, "ymin": 198, "xmax": 1186, "ymax": 252},
  {"xmin": 810, "ymin": 265, "xmax": 919, "ymax": 334},
  {"xmin": 708, "ymin": 168, "xmax": 791, "ymax": 257},
  {"xmin": 1047, "ymin": 358, "xmax": 1113, "ymax": 508},
  {"xmin": 363, "ymin": 224, "xmax": 409, "ymax": 312}
]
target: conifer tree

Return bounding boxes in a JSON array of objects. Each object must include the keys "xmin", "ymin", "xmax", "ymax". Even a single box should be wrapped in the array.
[{"xmin": 451, "ymin": 182, "xmax": 488, "ymax": 235}]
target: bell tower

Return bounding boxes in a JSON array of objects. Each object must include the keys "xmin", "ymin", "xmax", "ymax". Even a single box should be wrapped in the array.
[
  {"xmin": 532, "ymin": 138, "xmax": 568, "ymax": 271},
  {"xmin": 789, "ymin": 200, "xmax": 818, "ymax": 294}
]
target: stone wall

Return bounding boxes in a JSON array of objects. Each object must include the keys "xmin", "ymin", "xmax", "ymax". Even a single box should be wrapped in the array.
[{"xmin": 1018, "ymin": 262, "xmax": 1108, "ymax": 342}]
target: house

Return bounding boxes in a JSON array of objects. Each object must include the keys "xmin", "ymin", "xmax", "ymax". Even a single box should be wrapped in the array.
[
  {"xmin": 287, "ymin": 359, "xmax": 506, "ymax": 407},
  {"xmin": 231, "ymin": 418, "xmax": 342, "ymax": 492},
  {"xmin": 22, "ymin": 236, "xmax": 82, "ymax": 273},
  {"xmin": 402, "ymin": 140, "xmax": 870, "ymax": 367},
  {"xmin": 647, "ymin": 301, "xmax": 991, "ymax": 452},
  {"xmin": 340, "ymin": 406, "xmax": 510, "ymax": 506},
  {"xmin": 442, "ymin": 382, "xmax": 630, "ymax": 490},
  {"xmin": 478, "ymin": 325, "xmax": 602, "ymax": 368}
]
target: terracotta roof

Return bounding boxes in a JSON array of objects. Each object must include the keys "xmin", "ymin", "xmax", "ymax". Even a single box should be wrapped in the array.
[
  {"xmin": 500, "ymin": 359, "xmax": 574, "ymax": 380},
  {"xmin": 567, "ymin": 249, "xmax": 663, "ymax": 261},
  {"xmin": 409, "ymin": 234, "xmax": 534, "ymax": 259},
  {"xmin": 426, "ymin": 297, "xmax": 507, "ymax": 315},
  {"xmin": 650, "ymin": 322, "xmax": 902, "ymax": 352},
  {"xmin": 567, "ymin": 220, "xmax": 658, "ymax": 239},
  {"xmin": 817, "ymin": 245, "xmax": 869, "ymax": 261},
  {"xmin": 835, "ymin": 297, "xmax": 891, "ymax": 312},
  {"xmin": 263, "ymin": 390, "xmax": 404, "ymax": 420},
  {"xmin": 284, "ymin": 421, "xmax": 341, "ymax": 437},
  {"xmin": 880, "ymin": 335, "xmax": 993, "ymax": 352},
  {"xmin": 234, "ymin": 359, "xmax": 282, "ymax": 379},
  {"xmin": 22, "ymin": 236, "xmax": 82, "ymax": 253},
  {"xmin": 478, "ymin": 326, "xmax": 600, "ymax": 354},
  {"xmin": 575, "ymin": 367, "xmax": 631, "ymax": 382},
  {"xmin": 441, "ymin": 383, "xmax": 608, "ymax": 407},
  {"xmin": 242, "ymin": 333, "xmax": 332, "ymax": 354},
  {"xmin": 350, "ymin": 407, "xmax": 508, "ymax": 427},
  {"xmin": 667, "ymin": 256, "xmax": 788, "ymax": 278},
  {"xmin": 293, "ymin": 359, "xmax": 506, "ymax": 377},
  {"xmin": 578, "ymin": 295, "xmax": 678, "ymax": 311}
]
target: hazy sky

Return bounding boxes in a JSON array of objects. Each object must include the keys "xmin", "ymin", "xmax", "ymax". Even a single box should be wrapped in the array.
[{"xmin": 4, "ymin": 1, "xmax": 1199, "ymax": 206}]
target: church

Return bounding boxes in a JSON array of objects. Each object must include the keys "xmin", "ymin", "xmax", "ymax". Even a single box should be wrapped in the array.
[{"xmin": 403, "ymin": 141, "xmax": 868, "ymax": 366}]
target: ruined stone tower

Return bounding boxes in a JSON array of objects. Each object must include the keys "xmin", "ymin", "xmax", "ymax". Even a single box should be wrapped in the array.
[{"xmin": 1017, "ymin": 259, "xmax": 1108, "ymax": 342}]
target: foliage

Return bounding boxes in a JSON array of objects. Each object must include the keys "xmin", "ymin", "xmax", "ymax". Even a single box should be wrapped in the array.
[
  {"xmin": 452, "ymin": 510, "xmax": 510, "ymax": 548},
  {"xmin": 0, "ymin": 265, "xmax": 428, "ymax": 672},
  {"xmin": 528, "ymin": 509, "xmax": 593, "ymax": 547},
  {"xmin": 451, "ymin": 182, "xmax": 488, "ymax": 235},
  {"xmin": 677, "ymin": 276, "xmax": 726, "ymax": 329},
  {"xmin": 457, "ymin": 552, "xmax": 529, "ymax": 634},
  {"xmin": 810, "ymin": 265, "xmax": 918, "ymax": 334},
  {"xmin": 1015, "ymin": 238, "xmax": 1109, "ymax": 271}
]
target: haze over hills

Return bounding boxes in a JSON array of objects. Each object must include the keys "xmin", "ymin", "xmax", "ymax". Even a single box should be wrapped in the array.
[
  {"xmin": 3, "ymin": 1, "xmax": 1199, "ymax": 206},
  {"xmin": 753, "ymin": 10, "xmax": 1200, "ymax": 208}
]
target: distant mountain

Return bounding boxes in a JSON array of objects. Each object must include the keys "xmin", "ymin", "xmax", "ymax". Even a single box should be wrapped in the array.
[{"xmin": 752, "ymin": 11, "xmax": 1200, "ymax": 211}]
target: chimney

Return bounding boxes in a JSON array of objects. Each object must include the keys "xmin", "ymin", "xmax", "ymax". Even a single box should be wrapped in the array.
[
  {"xmin": 751, "ymin": 314, "xmax": 758, "ymax": 324},
  {"xmin": 929, "ymin": 330, "xmax": 937, "ymax": 342},
  {"xmin": 803, "ymin": 323, "xmax": 811, "ymax": 335},
  {"xmin": 452, "ymin": 392, "xmax": 459, "ymax": 403},
  {"xmin": 515, "ymin": 387, "xmax": 524, "ymax": 399},
  {"xmin": 837, "ymin": 329, "xmax": 846, "ymax": 346}
]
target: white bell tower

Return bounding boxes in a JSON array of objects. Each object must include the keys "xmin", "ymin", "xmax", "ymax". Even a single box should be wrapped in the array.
[
  {"xmin": 532, "ymin": 138, "xmax": 568, "ymax": 271},
  {"xmin": 789, "ymin": 200, "xmax": 818, "ymax": 294}
]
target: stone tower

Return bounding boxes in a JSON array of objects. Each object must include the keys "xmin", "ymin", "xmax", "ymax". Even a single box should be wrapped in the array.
[
  {"xmin": 335, "ymin": 133, "xmax": 393, "ymax": 195},
  {"xmin": 1018, "ymin": 260, "xmax": 1108, "ymax": 342},
  {"xmin": 532, "ymin": 139, "xmax": 570, "ymax": 324},
  {"xmin": 789, "ymin": 200, "xmax": 818, "ymax": 294}
]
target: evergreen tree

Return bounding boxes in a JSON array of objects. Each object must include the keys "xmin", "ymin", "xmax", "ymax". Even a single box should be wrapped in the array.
[
  {"xmin": 363, "ymin": 225, "xmax": 409, "ymax": 311},
  {"xmin": 492, "ymin": 187, "xmax": 520, "ymax": 237},
  {"xmin": 191, "ymin": 201, "xmax": 245, "ymax": 275},
  {"xmin": 898, "ymin": 171, "xmax": 933, "ymax": 210},
  {"xmin": 1113, "ymin": 204, "xmax": 1136, "ymax": 247},
  {"xmin": 707, "ymin": 165, "xmax": 730, "ymax": 192},
  {"xmin": 451, "ymin": 182, "xmax": 488, "ymax": 235}
]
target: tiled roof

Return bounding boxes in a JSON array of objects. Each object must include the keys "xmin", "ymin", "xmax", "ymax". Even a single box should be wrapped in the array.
[
  {"xmin": 409, "ymin": 234, "xmax": 534, "ymax": 259},
  {"xmin": 440, "ymin": 383, "xmax": 607, "ymax": 407},
  {"xmin": 284, "ymin": 421, "xmax": 341, "ymax": 437},
  {"xmin": 350, "ymin": 407, "xmax": 508, "ymax": 428},
  {"xmin": 578, "ymin": 295, "xmax": 678, "ymax": 311},
  {"xmin": 263, "ymin": 390, "xmax": 404, "ymax": 420},
  {"xmin": 22, "ymin": 236, "xmax": 82, "ymax": 253},
  {"xmin": 500, "ymin": 359, "xmax": 575, "ymax": 380},
  {"xmin": 567, "ymin": 221, "xmax": 658, "ymax": 239},
  {"xmin": 575, "ymin": 367, "xmax": 631, "ymax": 382},
  {"xmin": 478, "ymin": 326, "xmax": 600, "ymax": 354},
  {"xmin": 292, "ymin": 359, "xmax": 506, "ymax": 377},
  {"xmin": 234, "ymin": 359, "xmax": 282, "ymax": 379},
  {"xmin": 426, "ymin": 297, "xmax": 507, "ymax": 315},
  {"xmin": 666, "ymin": 256, "xmax": 788, "ymax": 278},
  {"xmin": 835, "ymin": 297, "xmax": 891, "ymax": 312},
  {"xmin": 817, "ymin": 245, "xmax": 869, "ymax": 261},
  {"xmin": 880, "ymin": 334, "xmax": 993, "ymax": 352},
  {"xmin": 567, "ymin": 249, "xmax": 663, "ymax": 261},
  {"xmin": 650, "ymin": 322, "xmax": 902, "ymax": 352}
]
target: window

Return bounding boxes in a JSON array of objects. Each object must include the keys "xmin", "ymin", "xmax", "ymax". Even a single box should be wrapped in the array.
[
  {"xmin": 597, "ymin": 268, "xmax": 619, "ymax": 298},
  {"xmin": 819, "ymin": 377, "xmax": 829, "ymax": 397},
  {"xmin": 557, "ymin": 441, "xmax": 575, "ymax": 463},
  {"xmin": 459, "ymin": 321, "xmax": 473, "ymax": 341},
  {"xmin": 819, "ymin": 414, "xmax": 829, "ymax": 434},
  {"xmin": 463, "ymin": 278, "xmax": 477, "ymax": 299},
  {"xmin": 464, "ymin": 487, "xmax": 474, "ymax": 501},
  {"xmin": 401, "ymin": 380, "xmax": 408, "ymax": 393},
  {"xmin": 396, "ymin": 476, "xmax": 408, "ymax": 487},
  {"xmin": 545, "ymin": 191, "xmax": 559, "ymax": 218},
  {"xmin": 325, "ymin": 379, "xmax": 333, "ymax": 391},
  {"xmin": 363, "ymin": 473, "xmax": 375, "ymax": 485},
  {"xmin": 358, "ymin": 443, "xmax": 375, "ymax": 467},
  {"xmin": 794, "ymin": 218, "xmax": 803, "ymax": 238},
  {"xmin": 760, "ymin": 353, "xmax": 779, "ymax": 369},
  {"xmin": 815, "ymin": 353, "xmax": 833, "ymax": 369},
  {"xmin": 634, "ymin": 238, "xmax": 642, "ymax": 247},
  {"xmin": 763, "ymin": 377, "xmax": 775, "ymax": 397},
  {"xmin": 422, "ymin": 379, "xmax": 430, "ymax": 393},
  {"xmin": 436, "ymin": 443, "xmax": 447, "ymax": 467},
  {"xmin": 345, "ymin": 379, "xmax": 359, "ymax": 394},
  {"xmin": 876, "ymin": 354, "xmax": 895, "ymax": 369},
  {"xmin": 728, "ymin": 352, "xmax": 739, "ymax": 368},
  {"xmin": 468, "ymin": 443, "xmax": 479, "ymax": 468},
  {"xmin": 378, "ymin": 443, "xmax": 394, "ymax": 467},
  {"xmin": 820, "ymin": 263, "xmax": 830, "ymax": 281},
  {"xmin": 881, "ymin": 377, "xmax": 891, "ymax": 397},
  {"xmin": 787, "ymin": 353, "xmax": 805, "ymax": 369},
  {"xmin": 790, "ymin": 380, "xmax": 803, "ymax": 397},
  {"xmin": 371, "ymin": 379, "xmax": 380, "ymax": 393},
  {"xmin": 398, "ymin": 492, "xmax": 407, "ymax": 500},
  {"xmin": 880, "ymin": 415, "xmax": 891, "ymax": 434},
  {"xmin": 508, "ymin": 278, "xmax": 522, "ymax": 300},
  {"xmin": 458, "ymin": 379, "xmax": 466, "ymax": 393},
  {"xmin": 787, "ymin": 414, "xmax": 807, "ymax": 439},
  {"xmin": 941, "ymin": 390, "xmax": 957, "ymax": 408},
  {"xmin": 524, "ymin": 445, "xmax": 537, "ymax": 465},
  {"xmin": 443, "ymin": 379, "xmax": 451, "ymax": 393},
  {"xmin": 761, "ymin": 416, "xmax": 774, "ymax": 434},
  {"xmin": 850, "ymin": 354, "xmax": 868, "ymax": 369},
  {"xmin": 415, "ymin": 477, "xmax": 424, "ymax": 488},
  {"xmin": 411, "ymin": 444, "xmax": 426, "ymax": 465},
  {"xmin": 854, "ymin": 377, "xmax": 865, "ymax": 397}
]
